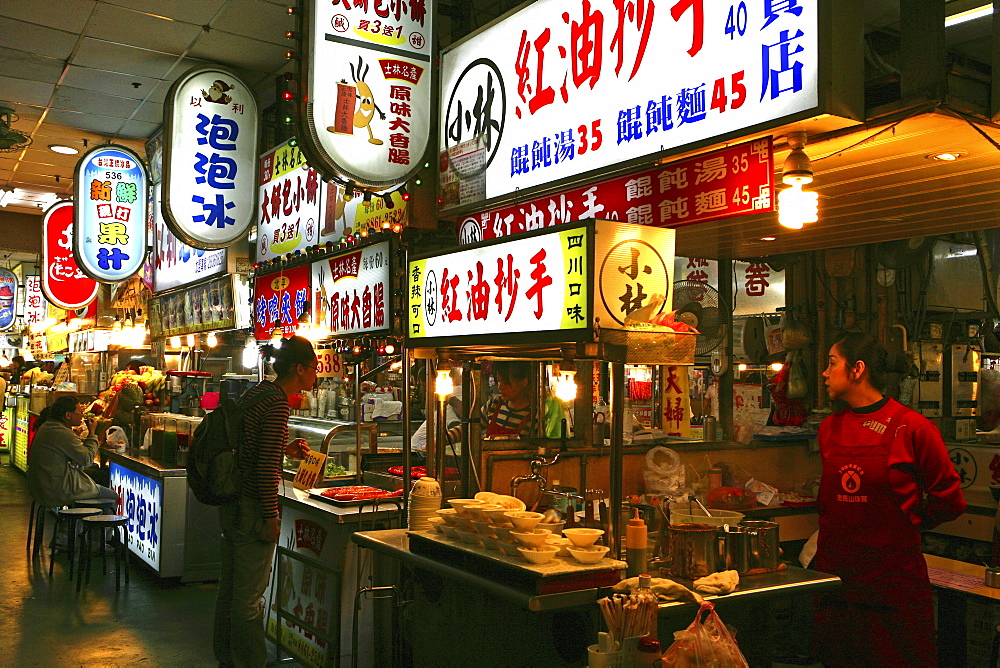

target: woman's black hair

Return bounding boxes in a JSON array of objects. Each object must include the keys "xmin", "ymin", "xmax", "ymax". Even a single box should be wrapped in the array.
[
  {"xmin": 833, "ymin": 332, "xmax": 887, "ymax": 392},
  {"xmin": 492, "ymin": 360, "xmax": 531, "ymax": 383},
  {"xmin": 263, "ymin": 336, "xmax": 316, "ymax": 379},
  {"xmin": 36, "ymin": 394, "xmax": 82, "ymax": 431}
]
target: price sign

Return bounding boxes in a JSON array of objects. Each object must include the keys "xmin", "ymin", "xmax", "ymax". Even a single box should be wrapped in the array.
[
  {"xmin": 315, "ymin": 349, "xmax": 347, "ymax": 380},
  {"xmin": 293, "ymin": 450, "xmax": 328, "ymax": 491}
]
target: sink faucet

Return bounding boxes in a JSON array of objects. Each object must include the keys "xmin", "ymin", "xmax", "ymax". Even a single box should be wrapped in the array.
[{"xmin": 510, "ymin": 448, "xmax": 562, "ymax": 496}]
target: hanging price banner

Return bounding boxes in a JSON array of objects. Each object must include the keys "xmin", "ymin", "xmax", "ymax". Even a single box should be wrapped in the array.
[{"xmin": 315, "ymin": 348, "xmax": 347, "ymax": 380}]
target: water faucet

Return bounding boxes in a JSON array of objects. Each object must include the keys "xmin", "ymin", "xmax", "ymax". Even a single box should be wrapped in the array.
[{"xmin": 509, "ymin": 447, "xmax": 562, "ymax": 496}]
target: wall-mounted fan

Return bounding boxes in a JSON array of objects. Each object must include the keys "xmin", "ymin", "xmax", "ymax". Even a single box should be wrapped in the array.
[
  {"xmin": 672, "ymin": 280, "xmax": 729, "ymax": 356},
  {"xmin": 0, "ymin": 105, "xmax": 32, "ymax": 153}
]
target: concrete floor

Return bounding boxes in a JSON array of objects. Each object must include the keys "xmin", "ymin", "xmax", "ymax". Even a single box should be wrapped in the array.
[{"xmin": 0, "ymin": 460, "xmax": 274, "ymax": 667}]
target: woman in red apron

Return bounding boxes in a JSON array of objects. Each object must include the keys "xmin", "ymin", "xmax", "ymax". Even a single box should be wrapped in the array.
[
  {"xmin": 483, "ymin": 361, "xmax": 533, "ymax": 438},
  {"xmin": 814, "ymin": 333, "xmax": 966, "ymax": 667}
]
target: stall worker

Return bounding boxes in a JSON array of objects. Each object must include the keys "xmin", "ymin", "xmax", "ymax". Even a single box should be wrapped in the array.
[
  {"xmin": 27, "ymin": 394, "xmax": 118, "ymax": 507},
  {"xmin": 213, "ymin": 335, "xmax": 313, "ymax": 668},
  {"xmin": 814, "ymin": 332, "xmax": 966, "ymax": 667},
  {"xmin": 411, "ymin": 366, "xmax": 463, "ymax": 453},
  {"xmin": 483, "ymin": 361, "xmax": 534, "ymax": 438}
]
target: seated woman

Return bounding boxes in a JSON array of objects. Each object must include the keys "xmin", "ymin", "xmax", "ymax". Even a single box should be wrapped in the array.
[
  {"xmin": 27, "ymin": 395, "xmax": 118, "ymax": 508},
  {"xmin": 483, "ymin": 361, "xmax": 534, "ymax": 438}
]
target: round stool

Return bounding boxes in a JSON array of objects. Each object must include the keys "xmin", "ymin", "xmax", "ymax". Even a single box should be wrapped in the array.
[
  {"xmin": 77, "ymin": 515, "xmax": 130, "ymax": 592},
  {"xmin": 48, "ymin": 507, "xmax": 102, "ymax": 580},
  {"xmin": 74, "ymin": 498, "xmax": 117, "ymax": 515}
]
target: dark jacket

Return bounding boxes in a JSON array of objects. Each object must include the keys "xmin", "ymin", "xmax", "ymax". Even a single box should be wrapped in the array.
[{"xmin": 27, "ymin": 420, "xmax": 99, "ymax": 506}]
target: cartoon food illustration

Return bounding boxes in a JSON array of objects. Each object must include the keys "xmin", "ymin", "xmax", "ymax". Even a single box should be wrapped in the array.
[
  {"xmin": 322, "ymin": 183, "xmax": 350, "ymax": 236},
  {"xmin": 326, "ymin": 56, "xmax": 385, "ymax": 145},
  {"xmin": 202, "ymin": 79, "xmax": 233, "ymax": 105},
  {"xmin": 0, "ymin": 285, "xmax": 12, "ymax": 310}
]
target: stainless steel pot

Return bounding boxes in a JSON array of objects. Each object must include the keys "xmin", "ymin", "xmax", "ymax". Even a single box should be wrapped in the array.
[
  {"xmin": 716, "ymin": 526, "xmax": 752, "ymax": 573},
  {"xmin": 741, "ymin": 520, "xmax": 780, "ymax": 571},
  {"xmin": 664, "ymin": 524, "xmax": 718, "ymax": 579}
]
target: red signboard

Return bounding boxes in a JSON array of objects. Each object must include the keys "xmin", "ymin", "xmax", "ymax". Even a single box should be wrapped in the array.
[
  {"xmin": 458, "ymin": 137, "xmax": 773, "ymax": 244},
  {"xmin": 42, "ymin": 201, "xmax": 99, "ymax": 310},
  {"xmin": 253, "ymin": 264, "xmax": 311, "ymax": 341}
]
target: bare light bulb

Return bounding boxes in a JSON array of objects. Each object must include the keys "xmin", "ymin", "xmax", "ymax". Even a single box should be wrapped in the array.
[
  {"xmin": 554, "ymin": 370, "xmax": 578, "ymax": 402},
  {"xmin": 435, "ymin": 369, "xmax": 452, "ymax": 399}
]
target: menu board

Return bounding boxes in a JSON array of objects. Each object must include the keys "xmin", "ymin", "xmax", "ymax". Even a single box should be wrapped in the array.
[{"xmin": 148, "ymin": 275, "xmax": 237, "ymax": 338}]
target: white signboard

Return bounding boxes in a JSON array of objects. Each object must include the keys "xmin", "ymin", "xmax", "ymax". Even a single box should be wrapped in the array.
[
  {"xmin": 23, "ymin": 275, "xmax": 46, "ymax": 328},
  {"xmin": 301, "ymin": 0, "xmax": 433, "ymax": 187},
  {"xmin": 258, "ymin": 139, "xmax": 332, "ymax": 261},
  {"xmin": 674, "ymin": 257, "xmax": 784, "ymax": 315},
  {"xmin": 163, "ymin": 66, "xmax": 259, "ymax": 248},
  {"xmin": 109, "ymin": 462, "xmax": 163, "ymax": 571},
  {"xmin": 408, "ymin": 226, "xmax": 589, "ymax": 341},
  {"xmin": 312, "ymin": 241, "xmax": 391, "ymax": 336},
  {"xmin": 439, "ymin": 0, "xmax": 817, "ymax": 207},
  {"xmin": 152, "ymin": 182, "xmax": 228, "ymax": 293}
]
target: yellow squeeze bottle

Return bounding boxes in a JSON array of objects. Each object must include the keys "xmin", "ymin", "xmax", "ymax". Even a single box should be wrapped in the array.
[{"xmin": 626, "ymin": 508, "xmax": 648, "ymax": 578}]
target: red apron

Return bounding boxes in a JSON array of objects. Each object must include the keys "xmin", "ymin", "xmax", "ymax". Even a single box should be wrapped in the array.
[
  {"xmin": 485, "ymin": 401, "xmax": 527, "ymax": 438},
  {"xmin": 813, "ymin": 404, "xmax": 936, "ymax": 667}
]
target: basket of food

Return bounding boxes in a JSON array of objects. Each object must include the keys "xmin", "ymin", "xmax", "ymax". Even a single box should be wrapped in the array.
[{"xmin": 599, "ymin": 327, "xmax": 697, "ymax": 365}]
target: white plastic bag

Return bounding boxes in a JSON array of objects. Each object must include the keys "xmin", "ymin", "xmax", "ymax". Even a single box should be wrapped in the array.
[
  {"xmin": 643, "ymin": 447, "xmax": 685, "ymax": 497},
  {"xmin": 106, "ymin": 426, "xmax": 129, "ymax": 453}
]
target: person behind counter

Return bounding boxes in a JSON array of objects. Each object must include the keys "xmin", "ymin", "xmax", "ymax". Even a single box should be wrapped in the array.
[
  {"xmin": 813, "ymin": 332, "xmax": 966, "ymax": 667},
  {"xmin": 26, "ymin": 394, "xmax": 119, "ymax": 508},
  {"xmin": 483, "ymin": 361, "xmax": 534, "ymax": 438},
  {"xmin": 213, "ymin": 335, "xmax": 313, "ymax": 668},
  {"xmin": 411, "ymin": 366, "xmax": 463, "ymax": 454}
]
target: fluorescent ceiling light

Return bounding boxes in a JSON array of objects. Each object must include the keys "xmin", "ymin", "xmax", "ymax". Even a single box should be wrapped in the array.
[
  {"xmin": 48, "ymin": 144, "xmax": 79, "ymax": 155},
  {"xmin": 946, "ymin": 4, "xmax": 993, "ymax": 27},
  {"xmin": 0, "ymin": 189, "xmax": 14, "ymax": 207}
]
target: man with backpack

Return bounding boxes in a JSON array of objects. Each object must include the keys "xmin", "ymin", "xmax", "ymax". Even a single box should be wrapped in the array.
[{"xmin": 213, "ymin": 335, "xmax": 316, "ymax": 667}]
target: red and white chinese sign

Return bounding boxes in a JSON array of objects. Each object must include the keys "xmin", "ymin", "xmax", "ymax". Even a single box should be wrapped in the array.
[
  {"xmin": 440, "ymin": 0, "xmax": 816, "ymax": 208},
  {"xmin": 23, "ymin": 276, "xmax": 45, "ymax": 327},
  {"xmin": 259, "ymin": 139, "xmax": 332, "ymax": 261},
  {"xmin": 302, "ymin": 0, "xmax": 433, "ymax": 187},
  {"xmin": 42, "ymin": 201, "xmax": 99, "ymax": 310},
  {"xmin": 674, "ymin": 257, "xmax": 784, "ymax": 316},
  {"xmin": 408, "ymin": 226, "xmax": 589, "ymax": 341},
  {"xmin": 660, "ymin": 364, "xmax": 691, "ymax": 438},
  {"xmin": 253, "ymin": 264, "xmax": 311, "ymax": 341},
  {"xmin": 311, "ymin": 241, "xmax": 391, "ymax": 337},
  {"xmin": 459, "ymin": 137, "xmax": 772, "ymax": 243}
]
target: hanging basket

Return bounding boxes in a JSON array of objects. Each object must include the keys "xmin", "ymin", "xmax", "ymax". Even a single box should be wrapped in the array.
[{"xmin": 599, "ymin": 327, "xmax": 697, "ymax": 365}]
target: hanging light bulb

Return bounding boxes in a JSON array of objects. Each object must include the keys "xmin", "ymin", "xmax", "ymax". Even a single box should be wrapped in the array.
[
  {"xmin": 778, "ymin": 131, "xmax": 818, "ymax": 230},
  {"xmin": 242, "ymin": 337, "xmax": 259, "ymax": 368},
  {"xmin": 435, "ymin": 368, "xmax": 452, "ymax": 399},
  {"xmin": 169, "ymin": 336, "xmax": 181, "ymax": 348},
  {"xmin": 0, "ymin": 352, "xmax": 10, "ymax": 367},
  {"xmin": 206, "ymin": 332, "xmax": 219, "ymax": 348},
  {"xmin": 554, "ymin": 367, "xmax": 578, "ymax": 402},
  {"xmin": 186, "ymin": 333, "xmax": 196, "ymax": 347}
]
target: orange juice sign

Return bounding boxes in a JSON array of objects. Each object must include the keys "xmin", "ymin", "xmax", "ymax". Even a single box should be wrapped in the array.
[{"xmin": 253, "ymin": 264, "xmax": 311, "ymax": 340}]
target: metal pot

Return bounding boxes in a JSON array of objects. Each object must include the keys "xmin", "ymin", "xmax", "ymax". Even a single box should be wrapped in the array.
[
  {"xmin": 716, "ymin": 526, "xmax": 752, "ymax": 573},
  {"xmin": 663, "ymin": 524, "xmax": 718, "ymax": 579},
  {"xmin": 741, "ymin": 520, "xmax": 780, "ymax": 571}
]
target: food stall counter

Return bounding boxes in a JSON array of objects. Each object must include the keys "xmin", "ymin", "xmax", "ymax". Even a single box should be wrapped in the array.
[
  {"xmin": 101, "ymin": 447, "xmax": 219, "ymax": 582},
  {"xmin": 925, "ymin": 553, "xmax": 1000, "ymax": 665}
]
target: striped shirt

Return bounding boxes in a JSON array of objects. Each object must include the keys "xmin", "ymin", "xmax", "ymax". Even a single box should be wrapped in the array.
[{"xmin": 236, "ymin": 380, "xmax": 289, "ymax": 519}]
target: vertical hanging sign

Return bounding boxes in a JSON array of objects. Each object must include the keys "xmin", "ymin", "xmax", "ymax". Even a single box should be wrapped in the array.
[
  {"xmin": 42, "ymin": 201, "xmax": 99, "ymax": 310},
  {"xmin": 300, "ymin": 0, "xmax": 433, "ymax": 188},
  {"xmin": 73, "ymin": 144, "xmax": 148, "ymax": 283},
  {"xmin": 0, "ymin": 268, "xmax": 16, "ymax": 331},
  {"xmin": 163, "ymin": 66, "xmax": 259, "ymax": 249}
]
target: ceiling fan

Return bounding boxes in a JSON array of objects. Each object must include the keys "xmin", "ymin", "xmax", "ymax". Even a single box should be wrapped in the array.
[{"xmin": 0, "ymin": 105, "xmax": 32, "ymax": 153}]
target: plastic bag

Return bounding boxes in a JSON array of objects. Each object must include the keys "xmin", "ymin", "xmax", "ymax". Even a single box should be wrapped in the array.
[
  {"xmin": 106, "ymin": 426, "xmax": 129, "ymax": 453},
  {"xmin": 661, "ymin": 602, "xmax": 749, "ymax": 667},
  {"xmin": 643, "ymin": 447, "xmax": 685, "ymax": 497}
]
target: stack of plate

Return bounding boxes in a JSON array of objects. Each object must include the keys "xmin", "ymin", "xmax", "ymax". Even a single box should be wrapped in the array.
[{"xmin": 408, "ymin": 477, "xmax": 442, "ymax": 530}]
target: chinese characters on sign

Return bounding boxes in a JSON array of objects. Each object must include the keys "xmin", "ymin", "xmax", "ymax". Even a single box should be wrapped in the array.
[
  {"xmin": 408, "ymin": 226, "xmax": 589, "ymax": 342},
  {"xmin": 73, "ymin": 145, "xmax": 148, "ymax": 282},
  {"xmin": 0, "ymin": 269, "xmax": 16, "ymax": 331},
  {"xmin": 303, "ymin": 0, "xmax": 433, "ymax": 187},
  {"xmin": 440, "ymin": 0, "xmax": 816, "ymax": 207},
  {"xmin": 109, "ymin": 463, "xmax": 163, "ymax": 571},
  {"xmin": 42, "ymin": 202, "xmax": 99, "ymax": 310},
  {"xmin": 164, "ymin": 67, "xmax": 259, "ymax": 248},
  {"xmin": 459, "ymin": 138, "xmax": 772, "ymax": 243},
  {"xmin": 254, "ymin": 264, "xmax": 311, "ymax": 341},
  {"xmin": 673, "ymin": 257, "xmax": 785, "ymax": 316},
  {"xmin": 23, "ymin": 276, "xmax": 46, "ymax": 328},
  {"xmin": 152, "ymin": 182, "xmax": 228, "ymax": 293},
  {"xmin": 311, "ymin": 242, "xmax": 391, "ymax": 337}
]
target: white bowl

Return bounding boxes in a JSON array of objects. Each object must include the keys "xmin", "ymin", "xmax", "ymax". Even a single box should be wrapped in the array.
[
  {"xmin": 567, "ymin": 544, "xmax": 610, "ymax": 564},
  {"xmin": 448, "ymin": 498, "xmax": 481, "ymax": 517},
  {"xmin": 468, "ymin": 503, "xmax": 503, "ymax": 523},
  {"xmin": 504, "ymin": 510, "xmax": 544, "ymax": 532},
  {"xmin": 518, "ymin": 546, "xmax": 559, "ymax": 564},
  {"xmin": 499, "ymin": 540, "xmax": 521, "ymax": 557},
  {"xmin": 510, "ymin": 528, "xmax": 551, "ymax": 547},
  {"xmin": 493, "ymin": 525, "xmax": 514, "ymax": 541},
  {"xmin": 491, "ymin": 495, "xmax": 527, "ymax": 511},
  {"xmin": 538, "ymin": 519, "xmax": 565, "ymax": 535},
  {"xmin": 545, "ymin": 535, "xmax": 573, "ymax": 556},
  {"xmin": 475, "ymin": 491, "xmax": 500, "ymax": 504},
  {"xmin": 484, "ymin": 507, "xmax": 516, "ymax": 524},
  {"xmin": 480, "ymin": 534, "xmax": 501, "ymax": 551},
  {"xmin": 440, "ymin": 524, "xmax": 461, "ymax": 539},
  {"xmin": 472, "ymin": 520, "xmax": 496, "ymax": 537},
  {"xmin": 457, "ymin": 529, "xmax": 482, "ymax": 546},
  {"xmin": 426, "ymin": 516, "xmax": 446, "ymax": 534},
  {"xmin": 435, "ymin": 508, "xmax": 459, "ymax": 526},
  {"xmin": 562, "ymin": 527, "xmax": 605, "ymax": 547}
]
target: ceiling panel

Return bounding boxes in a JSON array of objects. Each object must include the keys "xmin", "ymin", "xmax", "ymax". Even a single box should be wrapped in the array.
[
  {"xmin": 0, "ymin": 49, "xmax": 66, "ymax": 86},
  {"xmin": 130, "ymin": 102, "xmax": 164, "ymax": 125},
  {"xmin": 87, "ymin": 3, "xmax": 203, "ymax": 54},
  {"xmin": 0, "ymin": 76, "xmax": 57, "ymax": 109},
  {"xmin": 61, "ymin": 65, "xmax": 161, "ymax": 102},
  {"xmin": 102, "ymin": 0, "xmax": 229, "ymax": 25},
  {"xmin": 186, "ymin": 31, "xmax": 289, "ymax": 75},
  {"xmin": 73, "ymin": 38, "xmax": 181, "ymax": 79},
  {"xmin": 0, "ymin": 17, "xmax": 80, "ymax": 60},
  {"xmin": 0, "ymin": 0, "xmax": 97, "ymax": 34},
  {"xmin": 118, "ymin": 120, "xmax": 162, "ymax": 139},
  {"xmin": 43, "ymin": 108, "xmax": 128, "ymax": 136},
  {"xmin": 51, "ymin": 86, "xmax": 142, "ymax": 121},
  {"xmin": 212, "ymin": 0, "xmax": 295, "ymax": 46}
]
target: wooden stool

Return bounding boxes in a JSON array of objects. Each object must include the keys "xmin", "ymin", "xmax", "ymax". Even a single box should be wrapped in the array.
[
  {"xmin": 48, "ymin": 507, "xmax": 102, "ymax": 580},
  {"xmin": 74, "ymin": 498, "xmax": 117, "ymax": 514},
  {"xmin": 77, "ymin": 515, "xmax": 130, "ymax": 592}
]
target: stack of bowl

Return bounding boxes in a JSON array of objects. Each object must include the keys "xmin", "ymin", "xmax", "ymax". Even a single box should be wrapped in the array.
[{"xmin": 407, "ymin": 477, "xmax": 441, "ymax": 530}]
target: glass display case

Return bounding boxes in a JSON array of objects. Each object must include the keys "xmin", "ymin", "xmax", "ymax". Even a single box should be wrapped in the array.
[{"xmin": 284, "ymin": 417, "xmax": 407, "ymax": 484}]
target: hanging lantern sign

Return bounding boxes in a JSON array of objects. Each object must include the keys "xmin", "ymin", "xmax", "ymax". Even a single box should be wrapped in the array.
[
  {"xmin": 163, "ymin": 65, "xmax": 259, "ymax": 249},
  {"xmin": 0, "ymin": 268, "xmax": 17, "ymax": 331},
  {"xmin": 72, "ymin": 144, "xmax": 148, "ymax": 283},
  {"xmin": 299, "ymin": 0, "xmax": 433, "ymax": 188},
  {"xmin": 42, "ymin": 201, "xmax": 99, "ymax": 310}
]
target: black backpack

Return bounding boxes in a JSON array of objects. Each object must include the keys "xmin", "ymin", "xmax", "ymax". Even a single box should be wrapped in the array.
[{"xmin": 186, "ymin": 386, "xmax": 284, "ymax": 506}]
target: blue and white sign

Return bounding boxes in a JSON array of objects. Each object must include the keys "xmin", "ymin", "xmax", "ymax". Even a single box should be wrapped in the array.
[
  {"xmin": 0, "ymin": 268, "xmax": 16, "ymax": 331},
  {"xmin": 152, "ymin": 182, "xmax": 227, "ymax": 293},
  {"xmin": 110, "ymin": 462, "xmax": 163, "ymax": 571},
  {"xmin": 72, "ymin": 144, "xmax": 148, "ymax": 283},
  {"xmin": 163, "ymin": 66, "xmax": 259, "ymax": 249}
]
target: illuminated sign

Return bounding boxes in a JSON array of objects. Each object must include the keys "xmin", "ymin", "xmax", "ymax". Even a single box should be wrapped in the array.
[
  {"xmin": 152, "ymin": 182, "xmax": 227, "ymax": 293},
  {"xmin": 42, "ymin": 201, "xmax": 99, "ymax": 310},
  {"xmin": 23, "ymin": 275, "xmax": 45, "ymax": 328},
  {"xmin": 0, "ymin": 269, "xmax": 16, "ymax": 331},
  {"xmin": 253, "ymin": 264, "xmax": 311, "ymax": 340},
  {"xmin": 311, "ymin": 241, "xmax": 391, "ymax": 337},
  {"xmin": 163, "ymin": 66, "xmax": 259, "ymax": 248},
  {"xmin": 110, "ymin": 462, "xmax": 163, "ymax": 571},
  {"xmin": 440, "ymin": 0, "xmax": 816, "ymax": 208},
  {"xmin": 299, "ymin": 0, "xmax": 433, "ymax": 188},
  {"xmin": 73, "ymin": 144, "xmax": 148, "ymax": 282}
]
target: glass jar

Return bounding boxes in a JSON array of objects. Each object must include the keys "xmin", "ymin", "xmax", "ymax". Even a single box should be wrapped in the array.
[
  {"xmin": 150, "ymin": 414, "xmax": 166, "ymax": 460},
  {"xmin": 175, "ymin": 417, "xmax": 192, "ymax": 467},
  {"xmin": 162, "ymin": 415, "xmax": 178, "ymax": 464}
]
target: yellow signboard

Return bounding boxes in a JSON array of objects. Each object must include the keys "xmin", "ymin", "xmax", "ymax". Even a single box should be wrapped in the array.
[{"xmin": 292, "ymin": 450, "xmax": 328, "ymax": 490}]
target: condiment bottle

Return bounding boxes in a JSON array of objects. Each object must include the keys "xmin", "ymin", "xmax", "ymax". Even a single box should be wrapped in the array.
[
  {"xmin": 709, "ymin": 467, "xmax": 723, "ymax": 490},
  {"xmin": 635, "ymin": 574, "xmax": 662, "ymax": 666},
  {"xmin": 626, "ymin": 508, "xmax": 648, "ymax": 578}
]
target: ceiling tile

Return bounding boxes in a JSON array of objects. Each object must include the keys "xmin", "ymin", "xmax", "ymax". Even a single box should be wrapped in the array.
[
  {"xmin": 131, "ymin": 102, "xmax": 164, "ymax": 125},
  {"xmin": 212, "ymin": 0, "xmax": 294, "ymax": 47},
  {"xmin": 0, "ymin": 17, "xmax": 80, "ymax": 60},
  {"xmin": 51, "ymin": 87, "xmax": 142, "ymax": 121},
  {"xmin": 87, "ymin": 3, "xmax": 203, "ymax": 54},
  {"xmin": 73, "ymin": 37, "xmax": 181, "ymax": 79},
  {"xmin": 0, "ymin": 49, "xmax": 66, "ymax": 86},
  {"xmin": 186, "ymin": 31, "xmax": 289, "ymax": 75},
  {"xmin": 44, "ymin": 109, "xmax": 127, "ymax": 136},
  {"xmin": 61, "ymin": 65, "xmax": 162, "ymax": 102},
  {"xmin": 102, "ymin": 0, "xmax": 229, "ymax": 25},
  {"xmin": 118, "ymin": 120, "xmax": 161, "ymax": 139},
  {"xmin": 0, "ymin": 0, "xmax": 97, "ymax": 34},
  {"xmin": 0, "ymin": 76, "xmax": 56, "ymax": 110}
]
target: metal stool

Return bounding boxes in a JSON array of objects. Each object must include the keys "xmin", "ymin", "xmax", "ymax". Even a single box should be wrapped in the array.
[
  {"xmin": 77, "ymin": 515, "xmax": 130, "ymax": 592},
  {"xmin": 74, "ymin": 497, "xmax": 117, "ymax": 515},
  {"xmin": 48, "ymin": 507, "xmax": 102, "ymax": 579}
]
